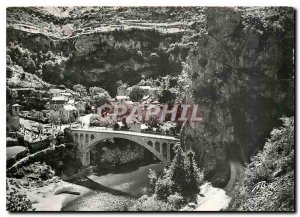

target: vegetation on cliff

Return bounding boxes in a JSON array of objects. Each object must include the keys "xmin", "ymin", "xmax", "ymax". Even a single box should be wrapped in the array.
[{"xmin": 227, "ymin": 117, "xmax": 294, "ymax": 211}]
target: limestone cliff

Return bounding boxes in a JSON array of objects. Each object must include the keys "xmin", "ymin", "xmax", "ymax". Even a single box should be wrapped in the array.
[
  {"xmin": 181, "ymin": 7, "xmax": 294, "ymax": 185},
  {"xmin": 6, "ymin": 7, "xmax": 205, "ymax": 96}
]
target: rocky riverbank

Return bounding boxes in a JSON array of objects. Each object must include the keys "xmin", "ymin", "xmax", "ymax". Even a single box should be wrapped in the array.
[{"xmin": 7, "ymin": 176, "xmax": 91, "ymax": 211}]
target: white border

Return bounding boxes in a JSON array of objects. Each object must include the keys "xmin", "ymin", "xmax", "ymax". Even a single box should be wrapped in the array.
[{"xmin": 1, "ymin": 0, "xmax": 299, "ymax": 216}]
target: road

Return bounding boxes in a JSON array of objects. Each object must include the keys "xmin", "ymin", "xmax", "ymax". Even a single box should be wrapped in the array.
[
  {"xmin": 224, "ymin": 160, "xmax": 244, "ymax": 192},
  {"xmin": 70, "ymin": 127, "xmax": 179, "ymax": 141},
  {"xmin": 193, "ymin": 160, "xmax": 243, "ymax": 211}
]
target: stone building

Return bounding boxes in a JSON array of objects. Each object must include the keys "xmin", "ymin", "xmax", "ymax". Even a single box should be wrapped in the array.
[{"xmin": 48, "ymin": 96, "xmax": 68, "ymax": 111}]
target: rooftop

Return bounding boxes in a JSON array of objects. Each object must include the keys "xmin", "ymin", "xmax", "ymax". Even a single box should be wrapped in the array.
[
  {"xmin": 63, "ymin": 104, "xmax": 77, "ymax": 111},
  {"xmin": 68, "ymin": 99, "xmax": 75, "ymax": 104},
  {"xmin": 116, "ymin": 96, "xmax": 129, "ymax": 100},
  {"xmin": 139, "ymin": 86, "xmax": 151, "ymax": 90},
  {"xmin": 51, "ymin": 96, "xmax": 67, "ymax": 101}
]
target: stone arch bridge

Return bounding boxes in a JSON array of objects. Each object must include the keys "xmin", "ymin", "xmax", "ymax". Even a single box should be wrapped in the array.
[{"xmin": 68, "ymin": 128, "xmax": 179, "ymax": 166}]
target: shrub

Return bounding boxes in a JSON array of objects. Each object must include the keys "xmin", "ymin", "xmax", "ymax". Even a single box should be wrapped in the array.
[
  {"xmin": 8, "ymin": 160, "xmax": 55, "ymax": 180},
  {"xmin": 148, "ymin": 169, "xmax": 158, "ymax": 195},
  {"xmin": 155, "ymin": 176, "xmax": 174, "ymax": 201},
  {"xmin": 167, "ymin": 193, "xmax": 185, "ymax": 209},
  {"xmin": 128, "ymin": 86, "xmax": 144, "ymax": 102},
  {"xmin": 227, "ymin": 117, "xmax": 294, "ymax": 211},
  {"xmin": 6, "ymin": 188, "xmax": 34, "ymax": 211},
  {"xmin": 130, "ymin": 195, "xmax": 175, "ymax": 211}
]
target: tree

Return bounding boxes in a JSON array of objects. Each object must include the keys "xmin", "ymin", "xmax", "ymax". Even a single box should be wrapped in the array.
[
  {"xmin": 185, "ymin": 150, "xmax": 204, "ymax": 202},
  {"xmin": 19, "ymin": 56, "xmax": 36, "ymax": 74},
  {"xmin": 167, "ymin": 144, "xmax": 189, "ymax": 198},
  {"xmin": 158, "ymin": 90, "xmax": 176, "ymax": 104},
  {"xmin": 161, "ymin": 75, "xmax": 170, "ymax": 90},
  {"xmin": 92, "ymin": 93, "xmax": 110, "ymax": 108},
  {"xmin": 132, "ymin": 143, "xmax": 204, "ymax": 211},
  {"xmin": 148, "ymin": 169, "xmax": 158, "ymax": 194},
  {"xmin": 73, "ymin": 84, "xmax": 87, "ymax": 97},
  {"xmin": 47, "ymin": 110, "xmax": 60, "ymax": 127},
  {"xmin": 129, "ymin": 86, "xmax": 144, "ymax": 102},
  {"xmin": 116, "ymin": 80, "xmax": 123, "ymax": 87},
  {"xmin": 89, "ymin": 86, "xmax": 110, "ymax": 97},
  {"xmin": 41, "ymin": 59, "xmax": 65, "ymax": 83},
  {"xmin": 155, "ymin": 143, "xmax": 204, "ymax": 202},
  {"xmin": 113, "ymin": 122, "xmax": 120, "ymax": 130},
  {"xmin": 58, "ymin": 108, "xmax": 69, "ymax": 124}
]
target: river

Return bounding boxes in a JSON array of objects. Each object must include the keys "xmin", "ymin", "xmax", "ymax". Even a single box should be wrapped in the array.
[{"xmin": 62, "ymin": 162, "xmax": 164, "ymax": 211}]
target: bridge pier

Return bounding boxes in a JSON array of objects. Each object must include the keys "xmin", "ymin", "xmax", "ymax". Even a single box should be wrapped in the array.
[
  {"xmin": 159, "ymin": 143, "xmax": 163, "ymax": 156},
  {"xmin": 167, "ymin": 143, "xmax": 171, "ymax": 163},
  {"xmin": 80, "ymin": 150, "xmax": 90, "ymax": 166}
]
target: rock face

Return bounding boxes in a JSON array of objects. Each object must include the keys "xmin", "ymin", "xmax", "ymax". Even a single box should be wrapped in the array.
[
  {"xmin": 181, "ymin": 7, "xmax": 294, "ymax": 181},
  {"xmin": 6, "ymin": 7, "xmax": 205, "ymax": 96},
  {"xmin": 205, "ymin": 7, "xmax": 241, "ymax": 39}
]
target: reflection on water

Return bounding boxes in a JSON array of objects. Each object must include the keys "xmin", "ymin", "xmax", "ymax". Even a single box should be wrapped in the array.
[
  {"xmin": 90, "ymin": 163, "xmax": 164, "ymax": 197},
  {"xmin": 63, "ymin": 162, "xmax": 164, "ymax": 211}
]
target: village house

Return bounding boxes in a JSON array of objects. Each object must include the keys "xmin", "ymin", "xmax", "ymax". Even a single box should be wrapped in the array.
[
  {"xmin": 60, "ymin": 104, "xmax": 78, "ymax": 123},
  {"xmin": 116, "ymin": 95, "xmax": 130, "ymax": 103},
  {"xmin": 75, "ymin": 100, "xmax": 86, "ymax": 114},
  {"xmin": 47, "ymin": 96, "xmax": 68, "ymax": 111},
  {"xmin": 138, "ymin": 86, "xmax": 163, "ymax": 98},
  {"xmin": 67, "ymin": 99, "xmax": 75, "ymax": 105},
  {"xmin": 49, "ymin": 88, "xmax": 78, "ymax": 100},
  {"xmin": 61, "ymin": 92, "xmax": 73, "ymax": 99},
  {"xmin": 138, "ymin": 85, "xmax": 152, "ymax": 95},
  {"xmin": 125, "ymin": 86, "xmax": 132, "ymax": 96}
]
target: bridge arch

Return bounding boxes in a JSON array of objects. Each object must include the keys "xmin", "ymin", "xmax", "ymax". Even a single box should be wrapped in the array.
[
  {"xmin": 162, "ymin": 142, "xmax": 167, "ymax": 158},
  {"xmin": 80, "ymin": 134, "xmax": 84, "ymax": 145},
  {"xmin": 74, "ymin": 133, "xmax": 78, "ymax": 142},
  {"xmin": 85, "ymin": 134, "xmax": 89, "ymax": 143},
  {"xmin": 84, "ymin": 135, "xmax": 167, "ymax": 165},
  {"xmin": 155, "ymin": 141, "xmax": 160, "ymax": 153}
]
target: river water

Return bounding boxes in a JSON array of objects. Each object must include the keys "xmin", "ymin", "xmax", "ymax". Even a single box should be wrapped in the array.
[{"xmin": 63, "ymin": 163, "xmax": 164, "ymax": 211}]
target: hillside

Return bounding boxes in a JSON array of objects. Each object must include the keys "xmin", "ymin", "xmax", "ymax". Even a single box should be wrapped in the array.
[{"xmin": 7, "ymin": 7, "xmax": 205, "ymax": 96}]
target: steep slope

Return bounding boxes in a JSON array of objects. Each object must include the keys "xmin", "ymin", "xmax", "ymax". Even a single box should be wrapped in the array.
[
  {"xmin": 6, "ymin": 7, "xmax": 205, "ymax": 96},
  {"xmin": 180, "ymin": 7, "xmax": 294, "ymax": 187},
  {"xmin": 227, "ymin": 117, "xmax": 294, "ymax": 211}
]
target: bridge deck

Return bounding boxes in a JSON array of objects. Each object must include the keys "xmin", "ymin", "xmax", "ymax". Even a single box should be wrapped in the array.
[{"xmin": 70, "ymin": 127, "xmax": 179, "ymax": 141}]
